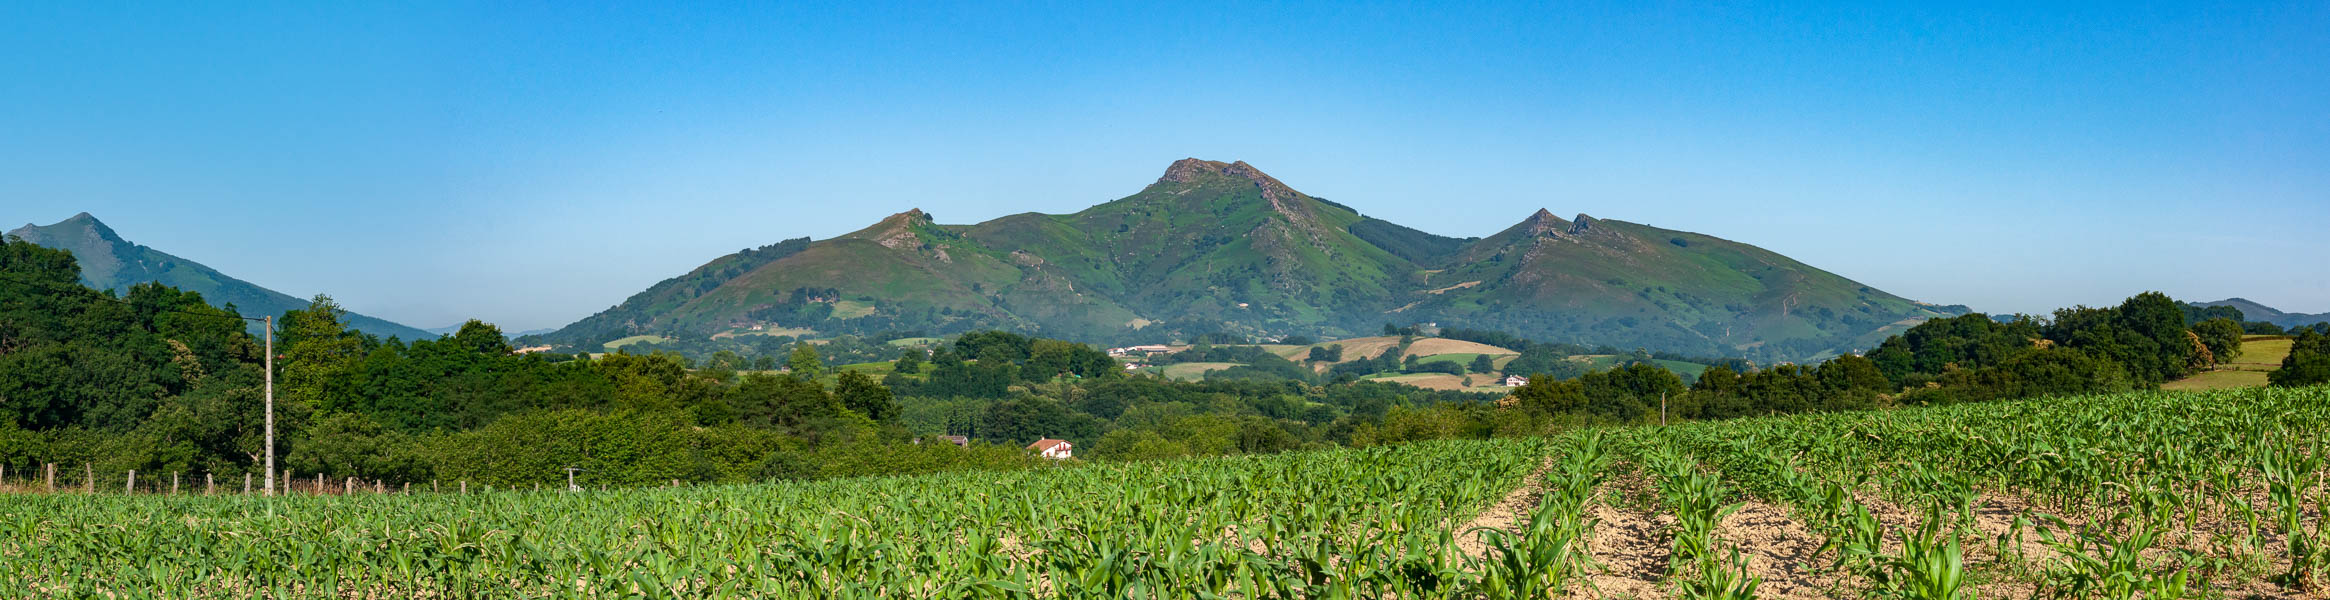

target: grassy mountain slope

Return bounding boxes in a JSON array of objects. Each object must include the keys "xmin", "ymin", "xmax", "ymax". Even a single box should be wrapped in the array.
[
  {"xmin": 1410, "ymin": 211, "xmax": 1947, "ymax": 359},
  {"xmin": 531, "ymin": 159, "xmax": 1952, "ymax": 362},
  {"xmin": 7, "ymin": 213, "xmax": 434, "ymax": 340},
  {"xmin": 969, "ymin": 159, "xmax": 1419, "ymax": 335}
]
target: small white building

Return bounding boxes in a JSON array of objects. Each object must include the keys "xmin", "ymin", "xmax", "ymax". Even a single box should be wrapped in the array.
[
  {"xmin": 1503, "ymin": 375, "xmax": 1530, "ymax": 387},
  {"xmin": 1107, "ymin": 345, "xmax": 1174, "ymax": 357},
  {"xmin": 1027, "ymin": 438, "xmax": 1073, "ymax": 460}
]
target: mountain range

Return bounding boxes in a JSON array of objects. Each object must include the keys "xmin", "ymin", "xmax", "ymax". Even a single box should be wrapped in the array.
[
  {"xmin": 8, "ymin": 213, "xmax": 434, "ymax": 340},
  {"xmin": 527, "ymin": 159, "xmax": 1965, "ymax": 362},
  {"xmin": 2196, "ymin": 298, "xmax": 2330, "ymax": 329}
]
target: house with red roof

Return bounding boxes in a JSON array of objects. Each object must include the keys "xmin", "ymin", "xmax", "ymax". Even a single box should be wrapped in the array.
[{"xmin": 1026, "ymin": 438, "xmax": 1073, "ymax": 460}]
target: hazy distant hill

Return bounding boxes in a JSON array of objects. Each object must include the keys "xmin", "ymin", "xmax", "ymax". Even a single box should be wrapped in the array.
[
  {"xmin": 529, "ymin": 159, "xmax": 1959, "ymax": 362},
  {"xmin": 2197, "ymin": 297, "xmax": 2330, "ymax": 329},
  {"xmin": 8, "ymin": 213, "xmax": 434, "ymax": 340}
]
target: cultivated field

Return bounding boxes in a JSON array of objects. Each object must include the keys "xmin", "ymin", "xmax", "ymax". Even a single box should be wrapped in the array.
[
  {"xmin": 6, "ymin": 386, "xmax": 2327, "ymax": 598},
  {"xmin": 1155, "ymin": 361, "xmax": 1243, "ymax": 381}
]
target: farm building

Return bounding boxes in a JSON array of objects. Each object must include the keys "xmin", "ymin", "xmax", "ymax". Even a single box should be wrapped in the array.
[
  {"xmin": 1107, "ymin": 345, "xmax": 1174, "ymax": 357},
  {"xmin": 1027, "ymin": 438, "xmax": 1073, "ymax": 460},
  {"xmin": 1503, "ymin": 375, "xmax": 1529, "ymax": 387}
]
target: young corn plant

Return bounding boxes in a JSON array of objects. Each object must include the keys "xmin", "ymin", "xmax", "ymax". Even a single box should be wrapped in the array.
[
  {"xmin": 1470, "ymin": 432, "xmax": 1607, "ymax": 600},
  {"xmin": 1641, "ymin": 441, "xmax": 1761, "ymax": 600},
  {"xmin": 1888, "ymin": 519, "xmax": 1969, "ymax": 600},
  {"xmin": 2263, "ymin": 441, "xmax": 2328, "ymax": 591},
  {"xmin": 2036, "ymin": 516, "xmax": 2189, "ymax": 600},
  {"xmin": 1676, "ymin": 546, "xmax": 1762, "ymax": 600}
]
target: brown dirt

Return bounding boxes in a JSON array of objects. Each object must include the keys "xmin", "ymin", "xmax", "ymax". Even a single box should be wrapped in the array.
[
  {"xmin": 1458, "ymin": 458, "xmax": 1554, "ymax": 561},
  {"xmin": 1714, "ymin": 501, "xmax": 1840, "ymax": 599},
  {"xmin": 1960, "ymin": 486, "xmax": 2330, "ymax": 600},
  {"xmin": 1576, "ymin": 470, "xmax": 1674, "ymax": 599}
]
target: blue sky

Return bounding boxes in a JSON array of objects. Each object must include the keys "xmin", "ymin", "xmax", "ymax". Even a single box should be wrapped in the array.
[{"xmin": 5, "ymin": 2, "xmax": 2326, "ymax": 331}]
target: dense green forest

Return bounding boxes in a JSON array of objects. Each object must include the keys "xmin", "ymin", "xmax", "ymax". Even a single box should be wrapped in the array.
[{"xmin": 2, "ymin": 235, "xmax": 2313, "ymax": 490}]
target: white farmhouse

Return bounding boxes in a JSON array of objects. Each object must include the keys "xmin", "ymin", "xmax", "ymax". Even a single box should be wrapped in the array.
[{"xmin": 1026, "ymin": 438, "xmax": 1073, "ymax": 460}]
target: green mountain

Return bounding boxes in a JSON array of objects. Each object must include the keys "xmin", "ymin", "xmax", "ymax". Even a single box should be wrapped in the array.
[
  {"xmin": 7, "ymin": 213, "xmax": 434, "ymax": 340},
  {"xmin": 531, "ymin": 159, "xmax": 1958, "ymax": 362}
]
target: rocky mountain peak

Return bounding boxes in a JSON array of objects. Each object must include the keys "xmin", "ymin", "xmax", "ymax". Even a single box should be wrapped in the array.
[
  {"xmin": 847, "ymin": 208, "xmax": 938, "ymax": 250},
  {"xmin": 1568, "ymin": 213, "xmax": 1598, "ymax": 235},
  {"xmin": 1523, "ymin": 208, "xmax": 1562, "ymax": 231},
  {"xmin": 1155, "ymin": 158, "xmax": 1303, "ymax": 203},
  {"xmin": 1511, "ymin": 208, "xmax": 1574, "ymax": 237}
]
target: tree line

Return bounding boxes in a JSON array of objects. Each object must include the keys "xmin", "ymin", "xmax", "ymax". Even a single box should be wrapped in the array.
[{"xmin": 5, "ymin": 233, "xmax": 2320, "ymax": 490}]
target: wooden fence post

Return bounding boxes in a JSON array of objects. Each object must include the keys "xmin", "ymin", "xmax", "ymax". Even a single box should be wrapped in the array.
[
  {"xmin": 126, "ymin": 470, "xmax": 135, "ymax": 494},
  {"xmin": 282, "ymin": 469, "xmax": 291, "ymax": 495},
  {"xmin": 47, "ymin": 464, "xmax": 57, "ymax": 493},
  {"xmin": 173, "ymin": 472, "xmax": 181, "ymax": 495},
  {"xmin": 85, "ymin": 464, "xmax": 94, "ymax": 493},
  {"xmin": 402, "ymin": 482, "xmax": 410, "ymax": 494},
  {"xmin": 460, "ymin": 480, "xmax": 467, "ymax": 494},
  {"xmin": 315, "ymin": 472, "xmax": 323, "ymax": 494},
  {"xmin": 206, "ymin": 473, "xmax": 214, "ymax": 495},
  {"xmin": 244, "ymin": 472, "xmax": 253, "ymax": 494},
  {"xmin": 344, "ymin": 477, "xmax": 353, "ymax": 495}
]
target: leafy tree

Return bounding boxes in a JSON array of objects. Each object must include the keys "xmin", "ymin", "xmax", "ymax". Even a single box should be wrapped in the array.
[
  {"xmin": 1468, "ymin": 354, "xmax": 1495, "ymax": 375},
  {"xmin": 2178, "ymin": 303, "xmax": 2244, "ymax": 325},
  {"xmin": 449, "ymin": 320, "xmax": 510, "ymax": 355},
  {"xmin": 2270, "ymin": 330, "xmax": 2330, "ymax": 387},
  {"xmin": 727, "ymin": 373, "xmax": 839, "ymax": 432},
  {"xmin": 894, "ymin": 348, "xmax": 924, "ymax": 374},
  {"xmin": 834, "ymin": 370, "xmax": 899, "ymax": 423},
  {"xmin": 2191, "ymin": 318, "xmax": 2244, "ymax": 362},
  {"xmin": 786, "ymin": 344, "xmax": 824, "ymax": 378},
  {"xmin": 280, "ymin": 295, "xmax": 369, "ymax": 413},
  {"xmin": 2244, "ymin": 321, "xmax": 2287, "ymax": 335}
]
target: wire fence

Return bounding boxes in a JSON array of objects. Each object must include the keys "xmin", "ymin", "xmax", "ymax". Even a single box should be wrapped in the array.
[
  {"xmin": 0, "ymin": 463, "xmax": 675, "ymax": 496},
  {"xmin": 0, "ymin": 463, "xmax": 485, "ymax": 496}
]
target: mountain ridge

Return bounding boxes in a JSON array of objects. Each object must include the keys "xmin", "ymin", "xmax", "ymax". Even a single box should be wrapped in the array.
[
  {"xmin": 8, "ymin": 213, "xmax": 435, "ymax": 340},
  {"xmin": 2197, "ymin": 297, "xmax": 2330, "ymax": 329},
  {"xmin": 527, "ymin": 159, "xmax": 1961, "ymax": 361}
]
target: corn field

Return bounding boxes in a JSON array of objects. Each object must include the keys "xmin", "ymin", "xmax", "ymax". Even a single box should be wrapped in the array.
[{"xmin": 3, "ymin": 386, "xmax": 2326, "ymax": 598}]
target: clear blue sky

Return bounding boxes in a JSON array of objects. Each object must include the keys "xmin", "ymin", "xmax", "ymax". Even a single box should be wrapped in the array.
[{"xmin": 6, "ymin": 2, "xmax": 2326, "ymax": 331}]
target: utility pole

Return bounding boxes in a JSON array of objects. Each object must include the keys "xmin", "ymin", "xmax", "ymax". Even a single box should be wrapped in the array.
[{"xmin": 263, "ymin": 315, "xmax": 275, "ymax": 497}]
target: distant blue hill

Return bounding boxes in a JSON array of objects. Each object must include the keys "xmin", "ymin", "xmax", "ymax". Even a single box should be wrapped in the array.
[{"xmin": 2198, "ymin": 297, "xmax": 2330, "ymax": 329}]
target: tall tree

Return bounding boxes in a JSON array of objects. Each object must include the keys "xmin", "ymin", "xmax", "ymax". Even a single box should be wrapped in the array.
[
  {"xmin": 2191, "ymin": 318, "xmax": 2244, "ymax": 362},
  {"xmin": 834, "ymin": 370, "xmax": 899, "ymax": 423},
  {"xmin": 787, "ymin": 343, "xmax": 824, "ymax": 379},
  {"xmin": 280, "ymin": 295, "xmax": 368, "ymax": 412}
]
